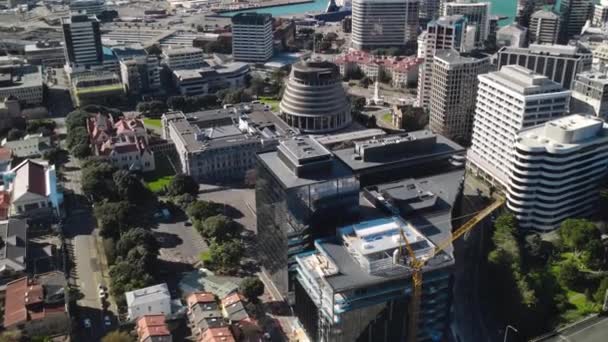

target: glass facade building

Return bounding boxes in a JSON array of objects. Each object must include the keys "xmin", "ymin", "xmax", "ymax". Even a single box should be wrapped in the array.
[{"xmin": 256, "ymin": 137, "xmax": 360, "ymax": 299}]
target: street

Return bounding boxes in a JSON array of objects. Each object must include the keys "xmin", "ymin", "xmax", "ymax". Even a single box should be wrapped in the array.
[
  {"xmin": 62, "ymin": 156, "xmax": 117, "ymax": 340},
  {"xmin": 540, "ymin": 316, "xmax": 608, "ymax": 342}
]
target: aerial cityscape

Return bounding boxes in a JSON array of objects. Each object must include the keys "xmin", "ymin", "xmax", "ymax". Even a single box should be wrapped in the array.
[{"xmin": 1, "ymin": 0, "xmax": 608, "ymax": 341}]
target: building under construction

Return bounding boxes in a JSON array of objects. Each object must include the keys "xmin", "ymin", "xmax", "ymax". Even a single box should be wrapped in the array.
[{"xmin": 293, "ymin": 169, "xmax": 464, "ymax": 342}]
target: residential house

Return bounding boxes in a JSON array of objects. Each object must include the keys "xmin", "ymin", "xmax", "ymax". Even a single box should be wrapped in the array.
[
  {"xmin": 199, "ymin": 326, "xmax": 236, "ymax": 342},
  {"xmin": 0, "ymin": 219, "xmax": 27, "ymax": 285},
  {"xmin": 4, "ymin": 160, "xmax": 62, "ymax": 218},
  {"xmin": 0, "ymin": 147, "xmax": 12, "ymax": 186},
  {"xmin": 3, "ymin": 272, "xmax": 69, "ymax": 338},
  {"xmin": 136, "ymin": 314, "xmax": 172, "ymax": 342},
  {"xmin": 186, "ymin": 292, "xmax": 226, "ymax": 338},
  {"xmin": 126, "ymin": 283, "xmax": 171, "ymax": 320},
  {"xmin": 220, "ymin": 293, "xmax": 262, "ymax": 342},
  {"xmin": 1, "ymin": 134, "xmax": 51, "ymax": 158},
  {"xmin": 334, "ymin": 51, "xmax": 423, "ymax": 88},
  {"xmin": 87, "ymin": 113, "xmax": 155, "ymax": 172}
]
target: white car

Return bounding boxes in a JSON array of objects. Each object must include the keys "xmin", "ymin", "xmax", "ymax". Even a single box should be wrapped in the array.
[
  {"xmin": 104, "ymin": 316, "xmax": 112, "ymax": 326},
  {"xmin": 98, "ymin": 289, "xmax": 107, "ymax": 299},
  {"xmin": 83, "ymin": 318, "xmax": 92, "ymax": 328}
]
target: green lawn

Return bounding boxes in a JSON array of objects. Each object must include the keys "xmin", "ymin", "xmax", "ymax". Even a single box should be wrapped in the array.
[
  {"xmin": 144, "ymin": 154, "xmax": 176, "ymax": 193},
  {"xmin": 143, "ymin": 118, "xmax": 162, "ymax": 128},
  {"xmin": 382, "ymin": 113, "xmax": 393, "ymax": 124},
  {"xmin": 259, "ymin": 97, "xmax": 280, "ymax": 112}
]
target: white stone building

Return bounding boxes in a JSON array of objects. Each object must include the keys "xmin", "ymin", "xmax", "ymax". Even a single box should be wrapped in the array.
[
  {"xmin": 467, "ymin": 65, "xmax": 571, "ymax": 187},
  {"xmin": 507, "ymin": 114, "xmax": 608, "ymax": 231},
  {"xmin": 125, "ymin": 283, "xmax": 171, "ymax": 321}
]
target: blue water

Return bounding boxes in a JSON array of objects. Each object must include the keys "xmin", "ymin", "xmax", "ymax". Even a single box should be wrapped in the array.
[{"xmin": 222, "ymin": 0, "xmax": 518, "ymax": 23}]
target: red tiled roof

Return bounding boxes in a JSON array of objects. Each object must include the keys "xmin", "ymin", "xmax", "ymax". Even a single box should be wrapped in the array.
[
  {"xmin": 0, "ymin": 191, "xmax": 10, "ymax": 220},
  {"xmin": 221, "ymin": 293, "xmax": 245, "ymax": 307},
  {"xmin": 13, "ymin": 160, "xmax": 47, "ymax": 196},
  {"xmin": 137, "ymin": 314, "xmax": 171, "ymax": 341},
  {"xmin": 187, "ymin": 292, "xmax": 215, "ymax": 308},
  {"xmin": 4, "ymin": 277, "xmax": 28, "ymax": 327},
  {"xmin": 0, "ymin": 147, "xmax": 12, "ymax": 161},
  {"xmin": 200, "ymin": 327, "xmax": 236, "ymax": 342}
]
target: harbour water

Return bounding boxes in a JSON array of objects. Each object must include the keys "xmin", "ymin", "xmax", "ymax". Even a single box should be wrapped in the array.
[{"xmin": 222, "ymin": 0, "xmax": 518, "ymax": 26}]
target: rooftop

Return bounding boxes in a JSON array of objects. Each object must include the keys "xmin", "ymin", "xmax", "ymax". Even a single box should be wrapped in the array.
[
  {"xmin": 333, "ymin": 130, "xmax": 464, "ymax": 172},
  {"xmin": 434, "ymin": 49, "xmax": 490, "ymax": 65},
  {"xmin": 500, "ymin": 43, "xmax": 591, "ymax": 58},
  {"xmin": 0, "ymin": 219, "xmax": 27, "ymax": 273},
  {"xmin": 137, "ymin": 314, "xmax": 171, "ymax": 340},
  {"xmin": 517, "ymin": 114, "xmax": 608, "ymax": 149},
  {"xmin": 481, "ymin": 65, "xmax": 567, "ymax": 94},
  {"xmin": 125, "ymin": 283, "xmax": 170, "ymax": 307},
  {"xmin": 232, "ymin": 12, "xmax": 272, "ymax": 25},
  {"xmin": 11, "ymin": 159, "xmax": 48, "ymax": 200},
  {"xmin": 0, "ymin": 65, "xmax": 42, "ymax": 89},
  {"xmin": 532, "ymin": 9, "xmax": 559, "ymax": 20}
]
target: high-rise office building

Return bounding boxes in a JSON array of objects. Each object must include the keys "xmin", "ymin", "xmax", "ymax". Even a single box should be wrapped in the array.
[
  {"xmin": 593, "ymin": 0, "xmax": 608, "ymax": 27},
  {"xmin": 516, "ymin": 0, "xmax": 544, "ymax": 26},
  {"xmin": 529, "ymin": 10, "xmax": 560, "ymax": 44},
  {"xmin": 496, "ymin": 23, "xmax": 527, "ymax": 48},
  {"xmin": 69, "ymin": 0, "xmax": 106, "ymax": 16},
  {"xmin": 429, "ymin": 50, "xmax": 491, "ymax": 143},
  {"xmin": 351, "ymin": 0, "xmax": 419, "ymax": 50},
  {"xmin": 231, "ymin": 13, "xmax": 274, "ymax": 63},
  {"xmin": 571, "ymin": 71, "xmax": 608, "ymax": 119},
  {"xmin": 61, "ymin": 14, "xmax": 103, "ymax": 68},
  {"xmin": 507, "ymin": 115, "xmax": 608, "ymax": 231},
  {"xmin": 559, "ymin": 0, "xmax": 594, "ymax": 43},
  {"xmin": 467, "ymin": 65, "xmax": 571, "ymax": 187},
  {"xmin": 256, "ymin": 136, "xmax": 360, "ymax": 298},
  {"xmin": 496, "ymin": 44, "xmax": 593, "ymax": 90},
  {"xmin": 441, "ymin": 0, "xmax": 490, "ymax": 47},
  {"xmin": 419, "ymin": 0, "xmax": 441, "ymax": 25},
  {"xmin": 416, "ymin": 15, "xmax": 467, "ymax": 109}
]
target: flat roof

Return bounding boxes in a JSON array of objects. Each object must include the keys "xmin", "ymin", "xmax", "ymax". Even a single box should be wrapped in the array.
[
  {"xmin": 313, "ymin": 169, "xmax": 463, "ymax": 291},
  {"xmin": 257, "ymin": 147, "xmax": 353, "ymax": 189},
  {"xmin": 333, "ymin": 130, "xmax": 464, "ymax": 172}
]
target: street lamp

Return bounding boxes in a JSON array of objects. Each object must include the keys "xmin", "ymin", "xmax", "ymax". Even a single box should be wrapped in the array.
[{"xmin": 504, "ymin": 325, "xmax": 518, "ymax": 342}]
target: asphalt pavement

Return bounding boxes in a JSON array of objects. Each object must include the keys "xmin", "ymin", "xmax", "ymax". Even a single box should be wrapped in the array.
[{"xmin": 540, "ymin": 316, "xmax": 608, "ymax": 342}]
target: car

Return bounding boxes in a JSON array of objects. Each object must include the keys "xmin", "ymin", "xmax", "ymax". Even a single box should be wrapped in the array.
[
  {"xmin": 99, "ymin": 289, "xmax": 107, "ymax": 299},
  {"xmin": 185, "ymin": 221, "xmax": 192, "ymax": 226},
  {"xmin": 104, "ymin": 316, "xmax": 112, "ymax": 326},
  {"xmin": 83, "ymin": 318, "xmax": 92, "ymax": 328}
]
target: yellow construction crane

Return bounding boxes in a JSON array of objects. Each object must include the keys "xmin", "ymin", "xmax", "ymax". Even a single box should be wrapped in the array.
[{"xmin": 400, "ymin": 197, "xmax": 505, "ymax": 342}]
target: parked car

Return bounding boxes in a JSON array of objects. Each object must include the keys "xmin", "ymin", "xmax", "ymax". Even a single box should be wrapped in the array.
[{"xmin": 84, "ymin": 318, "xmax": 92, "ymax": 328}]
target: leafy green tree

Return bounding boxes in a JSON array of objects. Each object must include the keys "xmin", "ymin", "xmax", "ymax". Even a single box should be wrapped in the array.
[
  {"xmin": 187, "ymin": 200, "xmax": 223, "ymax": 222},
  {"xmin": 65, "ymin": 109, "xmax": 90, "ymax": 131},
  {"xmin": 109, "ymin": 261, "xmax": 154, "ymax": 304},
  {"xmin": 174, "ymin": 193, "xmax": 196, "ymax": 209},
  {"xmin": 248, "ymin": 76, "xmax": 266, "ymax": 96},
  {"xmin": 27, "ymin": 119, "xmax": 57, "ymax": 135},
  {"xmin": 81, "ymin": 160, "xmax": 117, "ymax": 201},
  {"xmin": 396, "ymin": 105, "xmax": 428, "ymax": 131},
  {"xmin": 594, "ymin": 277, "xmax": 608, "ymax": 303},
  {"xmin": 582, "ymin": 239, "xmax": 606, "ymax": 270},
  {"xmin": 167, "ymin": 174, "xmax": 199, "ymax": 196},
  {"xmin": 359, "ymin": 76, "xmax": 372, "ymax": 88},
  {"xmin": 42, "ymin": 147, "xmax": 64, "ymax": 165},
  {"xmin": 197, "ymin": 214, "xmax": 237, "ymax": 241},
  {"xmin": 377, "ymin": 68, "xmax": 391, "ymax": 84},
  {"xmin": 113, "ymin": 170, "xmax": 156, "ymax": 207},
  {"xmin": 209, "ymin": 239, "xmax": 244, "ymax": 274},
  {"xmin": 115, "ymin": 228, "xmax": 159, "ymax": 259},
  {"xmin": 66, "ymin": 126, "xmax": 89, "ymax": 149},
  {"xmin": 136, "ymin": 100, "xmax": 167, "ymax": 117},
  {"xmin": 559, "ymin": 219, "xmax": 601, "ymax": 252},
  {"xmin": 239, "ymin": 277, "xmax": 265, "ymax": 303},
  {"xmin": 0, "ymin": 330, "xmax": 22, "ymax": 342},
  {"xmin": 6, "ymin": 128, "xmax": 24, "ymax": 141},
  {"xmin": 557, "ymin": 259, "xmax": 582, "ymax": 288},
  {"xmin": 101, "ymin": 330, "xmax": 134, "ymax": 342},
  {"xmin": 94, "ymin": 201, "xmax": 132, "ymax": 238},
  {"xmin": 145, "ymin": 44, "xmax": 162, "ymax": 56}
]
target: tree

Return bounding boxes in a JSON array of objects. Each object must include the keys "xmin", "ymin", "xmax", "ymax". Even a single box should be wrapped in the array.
[
  {"xmin": 94, "ymin": 201, "xmax": 132, "ymax": 238},
  {"xmin": 248, "ymin": 76, "xmax": 266, "ymax": 96},
  {"xmin": 65, "ymin": 109, "xmax": 90, "ymax": 131},
  {"xmin": 0, "ymin": 331, "xmax": 22, "ymax": 342},
  {"xmin": 239, "ymin": 277, "xmax": 265, "ymax": 303},
  {"xmin": 208, "ymin": 239, "xmax": 244, "ymax": 274},
  {"xmin": 101, "ymin": 331, "xmax": 134, "ymax": 342},
  {"xmin": 319, "ymin": 40, "xmax": 332, "ymax": 51},
  {"xmin": 109, "ymin": 261, "xmax": 154, "ymax": 303},
  {"xmin": 71, "ymin": 143, "xmax": 91, "ymax": 159},
  {"xmin": 197, "ymin": 214, "xmax": 237, "ymax": 241},
  {"xmin": 351, "ymin": 96, "xmax": 366, "ymax": 112},
  {"xmin": 66, "ymin": 126, "xmax": 89, "ymax": 149},
  {"xmin": 145, "ymin": 44, "xmax": 163, "ymax": 56},
  {"xmin": 81, "ymin": 160, "xmax": 117, "ymax": 201},
  {"xmin": 324, "ymin": 32, "xmax": 338, "ymax": 41},
  {"xmin": 137, "ymin": 100, "xmax": 167, "ymax": 117},
  {"xmin": 594, "ymin": 277, "xmax": 608, "ymax": 303},
  {"xmin": 559, "ymin": 219, "xmax": 601, "ymax": 252},
  {"xmin": 377, "ymin": 68, "xmax": 391, "ymax": 84},
  {"xmin": 113, "ymin": 170, "xmax": 156, "ymax": 207},
  {"xmin": 187, "ymin": 200, "xmax": 223, "ymax": 222},
  {"xmin": 27, "ymin": 119, "xmax": 56, "ymax": 135},
  {"xmin": 174, "ymin": 193, "xmax": 196, "ymax": 209},
  {"xmin": 359, "ymin": 77, "xmax": 372, "ymax": 88},
  {"xmin": 42, "ymin": 147, "xmax": 64, "ymax": 165},
  {"xmin": 396, "ymin": 105, "xmax": 428, "ymax": 131},
  {"xmin": 220, "ymin": 88, "xmax": 252, "ymax": 105},
  {"xmin": 557, "ymin": 259, "xmax": 582, "ymax": 288},
  {"xmin": 167, "ymin": 174, "xmax": 199, "ymax": 196},
  {"xmin": 6, "ymin": 128, "xmax": 24, "ymax": 141},
  {"xmin": 115, "ymin": 228, "xmax": 159, "ymax": 259}
]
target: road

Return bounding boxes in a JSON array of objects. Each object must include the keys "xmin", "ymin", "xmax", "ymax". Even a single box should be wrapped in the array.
[
  {"xmin": 62, "ymin": 156, "xmax": 117, "ymax": 340},
  {"xmin": 540, "ymin": 316, "xmax": 608, "ymax": 342}
]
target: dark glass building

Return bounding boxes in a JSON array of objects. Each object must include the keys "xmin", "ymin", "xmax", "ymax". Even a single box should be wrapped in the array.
[{"xmin": 256, "ymin": 136, "xmax": 359, "ymax": 299}]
